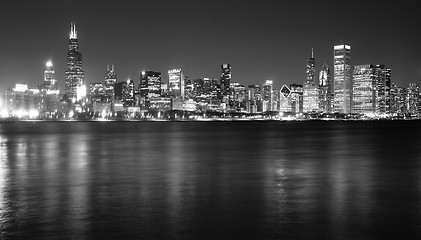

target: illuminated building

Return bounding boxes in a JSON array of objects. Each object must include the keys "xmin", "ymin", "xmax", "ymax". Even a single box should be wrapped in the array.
[
  {"xmin": 115, "ymin": 80, "xmax": 135, "ymax": 107},
  {"xmin": 272, "ymin": 89, "xmax": 279, "ymax": 111},
  {"xmin": 65, "ymin": 22, "xmax": 85, "ymax": 102},
  {"xmin": 247, "ymin": 84, "xmax": 261, "ymax": 113},
  {"xmin": 303, "ymin": 50, "xmax": 319, "ymax": 112},
  {"xmin": 263, "ymin": 80, "xmax": 273, "ymax": 112},
  {"xmin": 318, "ymin": 63, "xmax": 331, "ymax": 113},
  {"xmin": 407, "ymin": 83, "xmax": 419, "ymax": 116},
  {"xmin": 352, "ymin": 64, "xmax": 375, "ymax": 114},
  {"xmin": 230, "ymin": 83, "xmax": 246, "ymax": 111},
  {"xmin": 168, "ymin": 69, "xmax": 184, "ymax": 98},
  {"xmin": 184, "ymin": 75, "xmax": 194, "ymax": 100},
  {"xmin": 396, "ymin": 86, "xmax": 407, "ymax": 115},
  {"xmin": 89, "ymin": 83, "xmax": 105, "ymax": 103},
  {"xmin": 390, "ymin": 84, "xmax": 407, "ymax": 115},
  {"xmin": 140, "ymin": 70, "xmax": 162, "ymax": 99},
  {"xmin": 192, "ymin": 78, "xmax": 204, "ymax": 98},
  {"xmin": 203, "ymin": 78, "xmax": 219, "ymax": 99},
  {"xmin": 333, "ymin": 43, "xmax": 351, "ymax": 113},
  {"xmin": 306, "ymin": 49, "xmax": 316, "ymax": 85},
  {"xmin": 149, "ymin": 97, "xmax": 172, "ymax": 112},
  {"xmin": 279, "ymin": 85, "xmax": 292, "ymax": 112},
  {"xmin": 104, "ymin": 65, "xmax": 117, "ymax": 101},
  {"xmin": 290, "ymin": 84, "xmax": 303, "ymax": 113},
  {"xmin": 2, "ymin": 84, "xmax": 42, "ymax": 118},
  {"xmin": 39, "ymin": 61, "xmax": 58, "ymax": 94},
  {"xmin": 220, "ymin": 64, "xmax": 231, "ymax": 101},
  {"xmin": 373, "ymin": 65, "xmax": 391, "ymax": 115},
  {"xmin": 168, "ymin": 69, "xmax": 185, "ymax": 110}
]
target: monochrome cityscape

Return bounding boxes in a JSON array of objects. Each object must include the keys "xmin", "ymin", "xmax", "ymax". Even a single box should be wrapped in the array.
[{"xmin": 0, "ymin": 22, "xmax": 419, "ymax": 121}]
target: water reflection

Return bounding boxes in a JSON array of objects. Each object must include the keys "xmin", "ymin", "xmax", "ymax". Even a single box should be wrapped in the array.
[{"xmin": 0, "ymin": 121, "xmax": 420, "ymax": 239}]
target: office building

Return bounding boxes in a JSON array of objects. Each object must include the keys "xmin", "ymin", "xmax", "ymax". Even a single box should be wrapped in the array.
[
  {"xmin": 407, "ymin": 83, "xmax": 419, "ymax": 116},
  {"xmin": 140, "ymin": 70, "xmax": 162, "ymax": 99},
  {"xmin": 39, "ymin": 61, "xmax": 58, "ymax": 94},
  {"xmin": 352, "ymin": 64, "xmax": 375, "ymax": 114},
  {"xmin": 318, "ymin": 63, "xmax": 331, "ymax": 112},
  {"xmin": 263, "ymin": 80, "xmax": 273, "ymax": 112},
  {"xmin": 220, "ymin": 64, "xmax": 231, "ymax": 101},
  {"xmin": 168, "ymin": 69, "xmax": 184, "ymax": 98},
  {"xmin": 374, "ymin": 65, "xmax": 391, "ymax": 115},
  {"xmin": 333, "ymin": 43, "xmax": 351, "ymax": 113},
  {"xmin": 104, "ymin": 65, "xmax": 117, "ymax": 101},
  {"xmin": 65, "ymin": 22, "xmax": 85, "ymax": 102}
]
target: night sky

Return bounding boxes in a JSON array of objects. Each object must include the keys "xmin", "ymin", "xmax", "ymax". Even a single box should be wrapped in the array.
[{"xmin": 0, "ymin": 0, "xmax": 419, "ymax": 91}]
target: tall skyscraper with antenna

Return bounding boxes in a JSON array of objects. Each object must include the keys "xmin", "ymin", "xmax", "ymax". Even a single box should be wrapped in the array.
[
  {"xmin": 65, "ymin": 22, "xmax": 85, "ymax": 102},
  {"xmin": 303, "ymin": 49, "xmax": 319, "ymax": 112}
]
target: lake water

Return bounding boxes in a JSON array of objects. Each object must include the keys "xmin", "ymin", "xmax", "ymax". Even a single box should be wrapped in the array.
[{"xmin": 0, "ymin": 120, "xmax": 421, "ymax": 239}]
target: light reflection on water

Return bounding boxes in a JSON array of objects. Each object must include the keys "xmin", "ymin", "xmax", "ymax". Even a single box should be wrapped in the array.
[{"xmin": 0, "ymin": 121, "xmax": 420, "ymax": 239}]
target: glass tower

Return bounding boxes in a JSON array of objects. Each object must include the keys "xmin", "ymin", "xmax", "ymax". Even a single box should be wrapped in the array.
[
  {"xmin": 374, "ymin": 65, "xmax": 391, "ymax": 115},
  {"xmin": 104, "ymin": 65, "xmax": 117, "ymax": 101},
  {"xmin": 39, "ymin": 61, "xmax": 58, "ymax": 93},
  {"xmin": 303, "ymin": 49, "xmax": 319, "ymax": 112},
  {"xmin": 140, "ymin": 71, "xmax": 162, "ymax": 99},
  {"xmin": 168, "ymin": 69, "xmax": 184, "ymax": 98},
  {"xmin": 352, "ymin": 64, "xmax": 375, "ymax": 114},
  {"xmin": 65, "ymin": 22, "xmax": 85, "ymax": 102},
  {"xmin": 333, "ymin": 44, "xmax": 351, "ymax": 114},
  {"xmin": 263, "ymin": 80, "xmax": 273, "ymax": 112},
  {"xmin": 318, "ymin": 63, "xmax": 331, "ymax": 112},
  {"xmin": 220, "ymin": 64, "xmax": 231, "ymax": 101}
]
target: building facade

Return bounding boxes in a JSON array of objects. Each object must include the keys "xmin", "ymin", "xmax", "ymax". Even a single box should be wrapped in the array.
[
  {"xmin": 318, "ymin": 63, "xmax": 331, "ymax": 112},
  {"xmin": 352, "ymin": 64, "xmax": 375, "ymax": 114},
  {"xmin": 262, "ymin": 80, "xmax": 273, "ymax": 112},
  {"xmin": 140, "ymin": 70, "xmax": 162, "ymax": 100},
  {"xmin": 39, "ymin": 61, "xmax": 58, "ymax": 93},
  {"xmin": 104, "ymin": 65, "xmax": 117, "ymax": 101},
  {"xmin": 333, "ymin": 44, "xmax": 352, "ymax": 113},
  {"xmin": 65, "ymin": 22, "xmax": 85, "ymax": 102},
  {"xmin": 220, "ymin": 64, "xmax": 231, "ymax": 101}
]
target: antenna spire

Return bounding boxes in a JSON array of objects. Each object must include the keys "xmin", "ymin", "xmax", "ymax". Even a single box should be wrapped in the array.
[{"xmin": 70, "ymin": 22, "xmax": 77, "ymax": 39}]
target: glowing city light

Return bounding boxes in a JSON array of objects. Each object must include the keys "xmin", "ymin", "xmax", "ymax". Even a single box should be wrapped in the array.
[{"xmin": 28, "ymin": 109, "xmax": 39, "ymax": 119}]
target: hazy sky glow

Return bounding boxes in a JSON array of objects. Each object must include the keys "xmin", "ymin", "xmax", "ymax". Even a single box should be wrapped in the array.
[{"xmin": 0, "ymin": 0, "xmax": 419, "ymax": 91}]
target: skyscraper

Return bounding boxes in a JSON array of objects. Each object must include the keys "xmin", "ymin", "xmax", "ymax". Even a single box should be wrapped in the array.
[
  {"xmin": 306, "ymin": 49, "xmax": 316, "ymax": 85},
  {"xmin": 220, "ymin": 64, "xmax": 231, "ymax": 101},
  {"xmin": 374, "ymin": 65, "xmax": 391, "ymax": 115},
  {"xmin": 318, "ymin": 63, "xmax": 331, "ymax": 113},
  {"xmin": 352, "ymin": 64, "xmax": 375, "ymax": 114},
  {"xmin": 263, "ymin": 80, "xmax": 273, "ymax": 112},
  {"xmin": 407, "ymin": 83, "xmax": 419, "ymax": 116},
  {"xmin": 279, "ymin": 85, "xmax": 292, "ymax": 112},
  {"xmin": 140, "ymin": 70, "xmax": 162, "ymax": 99},
  {"xmin": 39, "ymin": 61, "xmax": 58, "ymax": 94},
  {"xmin": 65, "ymin": 22, "xmax": 85, "ymax": 102},
  {"xmin": 289, "ymin": 84, "xmax": 303, "ymax": 113},
  {"xmin": 303, "ymin": 49, "xmax": 319, "ymax": 112},
  {"xmin": 104, "ymin": 65, "xmax": 117, "ymax": 101},
  {"xmin": 115, "ymin": 79, "xmax": 135, "ymax": 107},
  {"xmin": 333, "ymin": 43, "xmax": 352, "ymax": 114},
  {"xmin": 168, "ymin": 69, "xmax": 184, "ymax": 98},
  {"xmin": 247, "ymin": 84, "xmax": 261, "ymax": 113}
]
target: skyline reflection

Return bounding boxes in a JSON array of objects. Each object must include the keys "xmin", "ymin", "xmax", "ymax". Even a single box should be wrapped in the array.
[{"xmin": 0, "ymin": 121, "xmax": 420, "ymax": 239}]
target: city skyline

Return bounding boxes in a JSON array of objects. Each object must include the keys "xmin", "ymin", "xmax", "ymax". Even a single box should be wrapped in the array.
[{"xmin": 0, "ymin": 1, "xmax": 419, "ymax": 91}]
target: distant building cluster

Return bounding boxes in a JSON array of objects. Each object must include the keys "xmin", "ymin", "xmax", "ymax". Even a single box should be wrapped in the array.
[{"xmin": 0, "ymin": 23, "xmax": 420, "ymax": 120}]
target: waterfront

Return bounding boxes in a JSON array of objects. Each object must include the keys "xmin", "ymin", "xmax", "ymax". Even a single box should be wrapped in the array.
[{"xmin": 1, "ymin": 121, "xmax": 421, "ymax": 239}]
